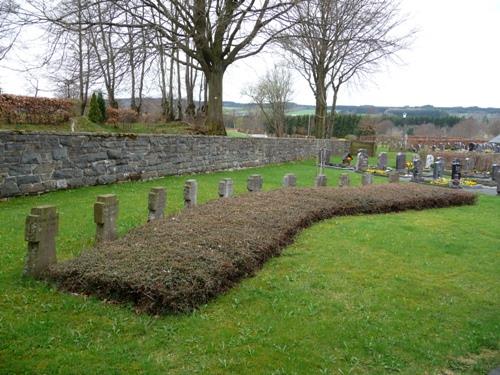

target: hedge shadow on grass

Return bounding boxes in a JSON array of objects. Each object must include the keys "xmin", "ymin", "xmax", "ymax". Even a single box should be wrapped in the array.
[{"xmin": 48, "ymin": 184, "xmax": 476, "ymax": 314}]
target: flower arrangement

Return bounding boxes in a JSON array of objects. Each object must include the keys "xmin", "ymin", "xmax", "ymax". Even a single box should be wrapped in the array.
[
  {"xmin": 430, "ymin": 178, "xmax": 450, "ymax": 186},
  {"xmin": 461, "ymin": 178, "xmax": 477, "ymax": 186},
  {"xmin": 366, "ymin": 168, "xmax": 388, "ymax": 176}
]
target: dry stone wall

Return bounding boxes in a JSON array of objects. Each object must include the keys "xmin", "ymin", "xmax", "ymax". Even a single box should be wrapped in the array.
[{"xmin": 0, "ymin": 132, "xmax": 349, "ymax": 198}]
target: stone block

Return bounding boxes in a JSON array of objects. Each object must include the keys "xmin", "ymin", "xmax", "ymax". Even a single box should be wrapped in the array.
[
  {"xmin": 184, "ymin": 179, "xmax": 198, "ymax": 208},
  {"xmin": 362, "ymin": 173, "xmax": 373, "ymax": 186},
  {"xmin": 247, "ymin": 175, "xmax": 263, "ymax": 192},
  {"xmin": 315, "ymin": 174, "xmax": 327, "ymax": 187},
  {"xmin": 218, "ymin": 178, "xmax": 233, "ymax": 198},
  {"xmin": 339, "ymin": 173, "xmax": 350, "ymax": 187},
  {"xmin": 24, "ymin": 205, "xmax": 58, "ymax": 278},
  {"xmin": 148, "ymin": 187, "xmax": 166, "ymax": 221},
  {"xmin": 94, "ymin": 194, "xmax": 119, "ymax": 243},
  {"xmin": 282, "ymin": 173, "xmax": 297, "ymax": 187},
  {"xmin": 388, "ymin": 171, "xmax": 399, "ymax": 183}
]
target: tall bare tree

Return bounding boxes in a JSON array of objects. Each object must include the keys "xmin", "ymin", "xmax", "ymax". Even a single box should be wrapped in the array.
[
  {"xmin": 117, "ymin": 0, "xmax": 297, "ymax": 134},
  {"xmin": 279, "ymin": 0, "xmax": 410, "ymax": 138},
  {"xmin": 244, "ymin": 65, "xmax": 293, "ymax": 137}
]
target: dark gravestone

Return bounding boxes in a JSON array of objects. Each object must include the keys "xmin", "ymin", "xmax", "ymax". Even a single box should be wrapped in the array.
[
  {"xmin": 24, "ymin": 205, "xmax": 58, "ymax": 278},
  {"xmin": 433, "ymin": 160, "xmax": 444, "ymax": 180},
  {"xmin": 451, "ymin": 159, "xmax": 462, "ymax": 187},
  {"xmin": 396, "ymin": 152, "xmax": 406, "ymax": 173},
  {"xmin": 492, "ymin": 164, "xmax": 499, "ymax": 181},
  {"xmin": 412, "ymin": 157, "xmax": 423, "ymax": 182}
]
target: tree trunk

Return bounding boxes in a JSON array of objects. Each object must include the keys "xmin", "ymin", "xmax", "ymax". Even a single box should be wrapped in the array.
[
  {"xmin": 328, "ymin": 87, "xmax": 339, "ymax": 138},
  {"xmin": 314, "ymin": 71, "xmax": 328, "ymax": 138},
  {"xmin": 205, "ymin": 68, "xmax": 226, "ymax": 135}
]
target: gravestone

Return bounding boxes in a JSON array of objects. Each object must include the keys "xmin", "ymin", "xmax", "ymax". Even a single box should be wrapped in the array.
[
  {"xmin": 496, "ymin": 169, "xmax": 500, "ymax": 195},
  {"xmin": 24, "ymin": 205, "xmax": 58, "ymax": 278},
  {"xmin": 451, "ymin": 159, "xmax": 462, "ymax": 187},
  {"xmin": 339, "ymin": 173, "xmax": 350, "ymax": 187},
  {"xmin": 463, "ymin": 157, "xmax": 474, "ymax": 174},
  {"xmin": 94, "ymin": 194, "xmax": 119, "ymax": 243},
  {"xmin": 377, "ymin": 152, "xmax": 388, "ymax": 170},
  {"xmin": 247, "ymin": 175, "xmax": 263, "ymax": 192},
  {"xmin": 492, "ymin": 164, "xmax": 499, "ymax": 181},
  {"xmin": 218, "ymin": 178, "xmax": 234, "ymax": 198},
  {"xmin": 282, "ymin": 173, "xmax": 297, "ymax": 187},
  {"xmin": 396, "ymin": 152, "xmax": 406, "ymax": 173},
  {"xmin": 412, "ymin": 156, "xmax": 423, "ymax": 182},
  {"xmin": 184, "ymin": 179, "xmax": 198, "ymax": 208},
  {"xmin": 355, "ymin": 151, "xmax": 369, "ymax": 172},
  {"xmin": 362, "ymin": 173, "xmax": 373, "ymax": 186},
  {"xmin": 148, "ymin": 187, "xmax": 166, "ymax": 221},
  {"xmin": 433, "ymin": 159, "xmax": 444, "ymax": 180},
  {"xmin": 425, "ymin": 154, "xmax": 434, "ymax": 169},
  {"xmin": 388, "ymin": 171, "xmax": 399, "ymax": 183},
  {"xmin": 315, "ymin": 174, "xmax": 327, "ymax": 187}
]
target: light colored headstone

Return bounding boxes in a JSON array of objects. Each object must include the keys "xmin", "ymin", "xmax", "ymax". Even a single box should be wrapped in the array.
[
  {"xmin": 24, "ymin": 205, "xmax": 58, "ymax": 278},
  {"xmin": 184, "ymin": 179, "xmax": 198, "ymax": 208},
  {"xmin": 315, "ymin": 174, "xmax": 327, "ymax": 187},
  {"xmin": 94, "ymin": 194, "xmax": 119, "ymax": 243},
  {"xmin": 362, "ymin": 173, "xmax": 373, "ymax": 186},
  {"xmin": 247, "ymin": 175, "xmax": 263, "ymax": 192},
  {"xmin": 388, "ymin": 171, "xmax": 399, "ymax": 183},
  {"xmin": 339, "ymin": 173, "xmax": 350, "ymax": 187},
  {"xmin": 425, "ymin": 154, "xmax": 434, "ymax": 169},
  {"xmin": 282, "ymin": 173, "xmax": 297, "ymax": 187},
  {"xmin": 355, "ymin": 151, "xmax": 369, "ymax": 172},
  {"xmin": 218, "ymin": 178, "xmax": 233, "ymax": 198},
  {"xmin": 148, "ymin": 187, "xmax": 166, "ymax": 221},
  {"xmin": 377, "ymin": 152, "xmax": 388, "ymax": 170},
  {"xmin": 396, "ymin": 153, "xmax": 406, "ymax": 173}
]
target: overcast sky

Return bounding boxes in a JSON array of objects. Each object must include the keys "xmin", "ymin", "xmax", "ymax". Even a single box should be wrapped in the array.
[{"xmin": 1, "ymin": 0, "xmax": 499, "ymax": 108}]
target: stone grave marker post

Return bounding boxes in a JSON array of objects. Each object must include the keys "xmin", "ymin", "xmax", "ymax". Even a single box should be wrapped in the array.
[
  {"xmin": 148, "ymin": 187, "xmax": 166, "ymax": 221},
  {"xmin": 24, "ymin": 205, "xmax": 59, "ymax": 278},
  {"xmin": 94, "ymin": 194, "xmax": 119, "ymax": 243}
]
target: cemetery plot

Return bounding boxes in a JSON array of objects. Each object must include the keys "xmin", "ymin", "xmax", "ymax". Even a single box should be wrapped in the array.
[{"xmin": 47, "ymin": 184, "xmax": 475, "ymax": 315}]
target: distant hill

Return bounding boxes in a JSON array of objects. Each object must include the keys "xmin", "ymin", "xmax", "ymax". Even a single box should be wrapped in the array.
[{"xmin": 115, "ymin": 98, "xmax": 500, "ymax": 118}]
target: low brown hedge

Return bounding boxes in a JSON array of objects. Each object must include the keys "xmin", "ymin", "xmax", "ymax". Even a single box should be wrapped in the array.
[
  {"xmin": 0, "ymin": 94, "xmax": 77, "ymax": 125},
  {"xmin": 48, "ymin": 184, "xmax": 476, "ymax": 315}
]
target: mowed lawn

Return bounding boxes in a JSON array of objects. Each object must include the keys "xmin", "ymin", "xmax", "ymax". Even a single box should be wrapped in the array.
[{"xmin": 0, "ymin": 160, "xmax": 499, "ymax": 374}]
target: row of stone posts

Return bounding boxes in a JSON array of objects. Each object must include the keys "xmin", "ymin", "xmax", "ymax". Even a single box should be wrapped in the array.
[{"xmin": 23, "ymin": 171, "xmax": 394, "ymax": 278}]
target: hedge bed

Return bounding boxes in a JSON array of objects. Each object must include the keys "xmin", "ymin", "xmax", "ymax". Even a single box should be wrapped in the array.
[{"xmin": 48, "ymin": 184, "xmax": 476, "ymax": 315}]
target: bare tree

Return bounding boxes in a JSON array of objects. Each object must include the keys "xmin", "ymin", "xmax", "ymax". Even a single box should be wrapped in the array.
[
  {"xmin": 244, "ymin": 65, "xmax": 293, "ymax": 137},
  {"xmin": 116, "ymin": 0, "xmax": 297, "ymax": 135},
  {"xmin": 0, "ymin": 0, "xmax": 20, "ymax": 61},
  {"xmin": 279, "ymin": 0, "xmax": 410, "ymax": 138}
]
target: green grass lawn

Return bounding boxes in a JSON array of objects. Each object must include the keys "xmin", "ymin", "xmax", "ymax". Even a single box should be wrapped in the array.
[
  {"xmin": 0, "ymin": 160, "xmax": 498, "ymax": 374},
  {"xmin": 226, "ymin": 129, "xmax": 250, "ymax": 138}
]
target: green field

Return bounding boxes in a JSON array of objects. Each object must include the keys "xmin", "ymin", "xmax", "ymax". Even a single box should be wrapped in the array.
[{"xmin": 0, "ymin": 160, "xmax": 498, "ymax": 374}]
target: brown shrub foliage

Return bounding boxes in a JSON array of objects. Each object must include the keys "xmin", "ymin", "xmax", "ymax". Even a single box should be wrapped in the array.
[
  {"xmin": 0, "ymin": 94, "xmax": 77, "ymax": 125},
  {"xmin": 106, "ymin": 107, "xmax": 139, "ymax": 124},
  {"xmin": 48, "ymin": 184, "xmax": 475, "ymax": 315}
]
